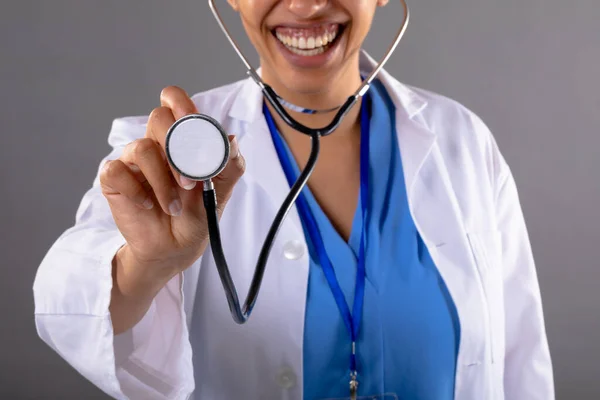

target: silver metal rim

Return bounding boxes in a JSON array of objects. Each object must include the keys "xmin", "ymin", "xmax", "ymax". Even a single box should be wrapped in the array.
[{"xmin": 165, "ymin": 113, "xmax": 231, "ymax": 182}]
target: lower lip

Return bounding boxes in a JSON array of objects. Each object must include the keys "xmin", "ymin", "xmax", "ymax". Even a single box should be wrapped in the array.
[{"xmin": 272, "ymin": 30, "xmax": 343, "ymax": 68}]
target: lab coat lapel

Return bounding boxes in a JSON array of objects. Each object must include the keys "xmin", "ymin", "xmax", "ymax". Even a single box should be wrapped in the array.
[
  {"xmin": 229, "ymin": 76, "xmax": 305, "ymax": 241},
  {"xmin": 228, "ymin": 54, "xmax": 490, "ymax": 398},
  {"xmin": 399, "ymin": 121, "xmax": 491, "ymax": 399},
  {"xmin": 370, "ymin": 54, "xmax": 490, "ymax": 398},
  {"xmin": 359, "ymin": 52, "xmax": 463, "ymax": 245},
  {"xmin": 226, "ymin": 77, "xmax": 311, "ymax": 372},
  {"xmin": 229, "ymin": 52, "xmax": 468, "ymax": 273},
  {"xmin": 395, "ymin": 106, "xmax": 467, "ymax": 247},
  {"xmin": 232, "ymin": 52, "xmax": 438, "ymax": 241}
]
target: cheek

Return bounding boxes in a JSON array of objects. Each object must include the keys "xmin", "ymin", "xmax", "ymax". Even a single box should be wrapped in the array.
[
  {"xmin": 238, "ymin": 0, "xmax": 282, "ymax": 59},
  {"xmin": 237, "ymin": 9, "xmax": 265, "ymax": 47},
  {"xmin": 238, "ymin": 0, "xmax": 273, "ymax": 38},
  {"xmin": 238, "ymin": 0, "xmax": 274, "ymax": 26},
  {"xmin": 238, "ymin": 17, "xmax": 274, "ymax": 65},
  {"xmin": 349, "ymin": 7, "xmax": 377, "ymax": 47},
  {"xmin": 239, "ymin": 17, "xmax": 264, "ymax": 56}
]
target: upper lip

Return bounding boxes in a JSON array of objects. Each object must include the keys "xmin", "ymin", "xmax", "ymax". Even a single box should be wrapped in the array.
[{"xmin": 270, "ymin": 21, "xmax": 346, "ymax": 30}]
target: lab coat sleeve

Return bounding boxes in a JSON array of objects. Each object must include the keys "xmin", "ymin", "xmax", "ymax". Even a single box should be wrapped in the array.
[
  {"xmin": 495, "ymin": 165, "xmax": 555, "ymax": 399},
  {"xmin": 33, "ymin": 117, "xmax": 195, "ymax": 400}
]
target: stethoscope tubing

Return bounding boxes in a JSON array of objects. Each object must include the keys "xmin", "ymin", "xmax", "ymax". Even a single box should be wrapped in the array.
[
  {"xmin": 193, "ymin": 0, "xmax": 410, "ymax": 324},
  {"xmin": 202, "ymin": 132, "xmax": 320, "ymax": 324},
  {"xmin": 207, "ymin": 0, "xmax": 410, "ymax": 126}
]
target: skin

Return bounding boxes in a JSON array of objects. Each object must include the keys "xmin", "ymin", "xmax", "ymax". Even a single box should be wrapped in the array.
[
  {"xmin": 106, "ymin": 0, "xmax": 387, "ymax": 334},
  {"xmin": 229, "ymin": 0, "xmax": 387, "ymax": 241}
]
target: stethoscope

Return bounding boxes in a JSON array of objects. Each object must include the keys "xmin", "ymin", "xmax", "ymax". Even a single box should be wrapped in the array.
[{"xmin": 165, "ymin": 0, "xmax": 410, "ymax": 324}]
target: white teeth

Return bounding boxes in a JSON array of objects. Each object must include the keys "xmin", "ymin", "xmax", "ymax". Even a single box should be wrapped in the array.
[{"xmin": 274, "ymin": 28, "xmax": 339, "ymax": 54}]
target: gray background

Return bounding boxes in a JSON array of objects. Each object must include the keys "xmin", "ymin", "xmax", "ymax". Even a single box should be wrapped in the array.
[{"xmin": 1, "ymin": 0, "xmax": 598, "ymax": 398}]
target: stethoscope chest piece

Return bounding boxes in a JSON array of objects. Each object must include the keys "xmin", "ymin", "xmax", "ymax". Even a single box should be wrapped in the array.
[{"xmin": 165, "ymin": 114, "xmax": 230, "ymax": 182}]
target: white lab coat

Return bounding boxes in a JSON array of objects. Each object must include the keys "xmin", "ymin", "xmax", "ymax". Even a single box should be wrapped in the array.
[{"xmin": 33, "ymin": 51, "xmax": 554, "ymax": 400}]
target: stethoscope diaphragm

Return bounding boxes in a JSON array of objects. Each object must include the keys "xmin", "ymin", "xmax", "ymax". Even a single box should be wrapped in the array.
[{"xmin": 165, "ymin": 114, "xmax": 230, "ymax": 182}]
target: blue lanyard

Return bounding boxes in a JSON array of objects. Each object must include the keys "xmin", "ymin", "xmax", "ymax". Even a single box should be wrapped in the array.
[{"xmin": 263, "ymin": 95, "xmax": 370, "ymax": 379}]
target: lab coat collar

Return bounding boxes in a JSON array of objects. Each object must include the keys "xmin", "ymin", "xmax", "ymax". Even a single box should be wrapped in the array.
[
  {"xmin": 231, "ymin": 49, "xmax": 438, "ymax": 241},
  {"xmin": 228, "ymin": 50, "xmax": 429, "ymax": 125}
]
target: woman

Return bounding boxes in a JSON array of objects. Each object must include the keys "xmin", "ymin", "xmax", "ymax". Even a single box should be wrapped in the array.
[{"xmin": 33, "ymin": 0, "xmax": 554, "ymax": 399}]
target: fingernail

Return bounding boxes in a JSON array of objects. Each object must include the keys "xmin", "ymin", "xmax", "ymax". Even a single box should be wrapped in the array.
[
  {"xmin": 142, "ymin": 197, "xmax": 154, "ymax": 210},
  {"xmin": 169, "ymin": 199, "xmax": 182, "ymax": 216},
  {"xmin": 180, "ymin": 176, "xmax": 196, "ymax": 190}
]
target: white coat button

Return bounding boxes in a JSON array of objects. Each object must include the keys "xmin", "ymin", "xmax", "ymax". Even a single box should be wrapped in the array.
[
  {"xmin": 282, "ymin": 240, "xmax": 305, "ymax": 260},
  {"xmin": 276, "ymin": 367, "xmax": 297, "ymax": 389}
]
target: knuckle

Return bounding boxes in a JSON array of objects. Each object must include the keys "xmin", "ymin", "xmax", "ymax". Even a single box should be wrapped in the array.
[
  {"xmin": 131, "ymin": 138, "xmax": 157, "ymax": 160},
  {"xmin": 100, "ymin": 159, "xmax": 122, "ymax": 181},
  {"xmin": 223, "ymin": 156, "xmax": 245, "ymax": 182},
  {"xmin": 148, "ymin": 106, "xmax": 171, "ymax": 125},
  {"xmin": 237, "ymin": 155, "xmax": 246, "ymax": 175}
]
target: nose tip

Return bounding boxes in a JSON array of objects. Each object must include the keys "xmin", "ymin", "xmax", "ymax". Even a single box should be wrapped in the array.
[{"xmin": 286, "ymin": 0, "xmax": 327, "ymax": 18}]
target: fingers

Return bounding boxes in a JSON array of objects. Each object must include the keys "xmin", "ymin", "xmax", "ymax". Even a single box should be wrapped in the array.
[
  {"xmin": 119, "ymin": 138, "xmax": 183, "ymax": 216},
  {"xmin": 144, "ymin": 106, "xmax": 196, "ymax": 191},
  {"xmin": 145, "ymin": 86, "xmax": 200, "ymax": 191},
  {"xmin": 100, "ymin": 159, "xmax": 154, "ymax": 210},
  {"xmin": 160, "ymin": 86, "xmax": 198, "ymax": 120},
  {"xmin": 106, "ymin": 86, "xmax": 244, "ymax": 220},
  {"xmin": 146, "ymin": 106, "xmax": 175, "ymax": 151},
  {"xmin": 101, "ymin": 134, "xmax": 245, "ymax": 223}
]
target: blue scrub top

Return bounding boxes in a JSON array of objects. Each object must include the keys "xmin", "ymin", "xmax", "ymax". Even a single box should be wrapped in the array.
[{"xmin": 264, "ymin": 79, "xmax": 460, "ymax": 400}]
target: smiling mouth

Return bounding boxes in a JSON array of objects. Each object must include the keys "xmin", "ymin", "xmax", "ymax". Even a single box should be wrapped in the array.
[{"xmin": 272, "ymin": 23, "xmax": 344, "ymax": 57}]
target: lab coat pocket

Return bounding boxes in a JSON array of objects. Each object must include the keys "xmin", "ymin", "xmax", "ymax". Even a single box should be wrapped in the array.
[{"xmin": 466, "ymin": 230, "xmax": 505, "ymax": 365}]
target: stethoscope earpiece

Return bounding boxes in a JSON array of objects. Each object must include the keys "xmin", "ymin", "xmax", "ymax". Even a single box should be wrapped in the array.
[{"xmin": 165, "ymin": 114, "xmax": 230, "ymax": 183}]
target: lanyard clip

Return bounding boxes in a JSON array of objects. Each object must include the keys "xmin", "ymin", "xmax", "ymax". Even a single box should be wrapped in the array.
[
  {"xmin": 349, "ymin": 371, "xmax": 358, "ymax": 400},
  {"xmin": 349, "ymin": 341, "xmax": 358, "ymax": 399}
]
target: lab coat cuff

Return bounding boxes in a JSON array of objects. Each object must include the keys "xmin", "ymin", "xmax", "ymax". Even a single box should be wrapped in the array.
[{"xmin": 33, "ymin": 230, "xmax": 127, "ymax": 316}]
